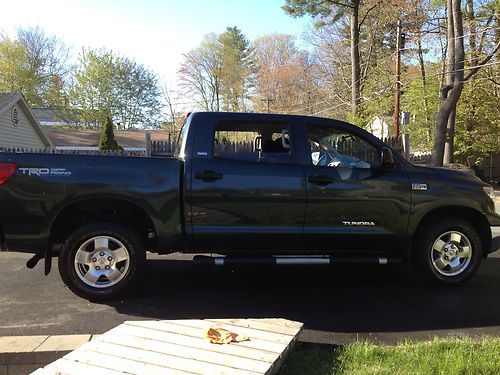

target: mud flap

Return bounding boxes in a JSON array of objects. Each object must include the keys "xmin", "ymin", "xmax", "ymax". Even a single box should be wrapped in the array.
[{"xmin": 44, "ymin": 247, "xmax": 52, "ymax": 275}]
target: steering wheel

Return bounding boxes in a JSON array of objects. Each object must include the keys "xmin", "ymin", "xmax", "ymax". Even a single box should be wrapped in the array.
[{"xmin": 317, "ymin": 153, "xmax": 329, "ymax": 166}]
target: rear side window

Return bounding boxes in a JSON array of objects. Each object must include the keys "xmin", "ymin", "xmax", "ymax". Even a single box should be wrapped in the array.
[{"xmin": 213, "ymin": 122, "xmax": 292, "ymax": 164}]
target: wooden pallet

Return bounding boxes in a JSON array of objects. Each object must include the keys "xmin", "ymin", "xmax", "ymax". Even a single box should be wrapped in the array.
[{"xmin": 33, "ymin": 318, "xmax": 303, "ymax": 375}]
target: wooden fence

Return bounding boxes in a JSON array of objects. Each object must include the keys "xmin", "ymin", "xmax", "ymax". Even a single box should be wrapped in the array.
[
  {"xmin": 409, "ymin": 153, "xmax": 432, "ymax": 165},
  {"xmin": 0, "ymin": 147, "xmax": 147, "ymax": 157},
  {"xmin": 149, "ymin": 140, "xmax": 178, "ymax": 157},
  {"xmin": 382, "ymin": 136, "xmax": 404, "ymax": 154},
  {"xmin": 214, "ymin": 141, "xmax": 254, "ymax": 154},
  {"xmin": 1, "ymin": 135, "xmax": 435, "ymax": 164}
]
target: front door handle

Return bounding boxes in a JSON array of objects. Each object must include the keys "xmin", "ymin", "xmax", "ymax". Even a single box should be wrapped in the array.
[
  {"xmin": 308, "ymin": 175, "xmax": 335, "ymax": 186},
  {"xmin": 195, "ymin": 170, "xmax": 223, "ymax": 182}
]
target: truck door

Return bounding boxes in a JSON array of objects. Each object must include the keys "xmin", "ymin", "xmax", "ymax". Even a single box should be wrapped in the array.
[
  {"xmin": 301, "ymin": 121, "xmax": 411, "ymax": 254},
  {"xmin": 187, "ymin": 117, "xmax": 306, "ymax": 253}
]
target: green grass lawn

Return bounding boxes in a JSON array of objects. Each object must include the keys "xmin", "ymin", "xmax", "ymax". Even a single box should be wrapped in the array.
[{"xmin": 280, "ymin": 337, "xmax": 500, "ymax": 375}]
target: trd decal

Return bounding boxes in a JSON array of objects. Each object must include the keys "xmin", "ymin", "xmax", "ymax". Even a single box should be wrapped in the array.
[{"xmin": 18, "ymin": 168, "xmax": 72, "ymax": 176}]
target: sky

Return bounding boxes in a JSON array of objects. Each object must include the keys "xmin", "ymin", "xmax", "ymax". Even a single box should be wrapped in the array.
[{"xmin": 0, "ymin": 0, "xmax": 312, "ymax": 87}]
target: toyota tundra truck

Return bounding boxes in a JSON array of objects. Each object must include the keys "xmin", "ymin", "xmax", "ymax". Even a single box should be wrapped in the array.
[{"xmin": 1, "ymin": 112, "xmax": 499, "ymax": 300}]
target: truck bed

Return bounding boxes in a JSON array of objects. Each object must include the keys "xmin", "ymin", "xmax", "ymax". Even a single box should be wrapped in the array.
[{"xmin": 0, "ymin": 153, "xmax": 183, "ymax": 254}]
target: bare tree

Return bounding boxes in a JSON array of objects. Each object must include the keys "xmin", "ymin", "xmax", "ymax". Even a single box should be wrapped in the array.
[
  {"xmin": 178, "ymin": 34, "xmax": 223, "ymax": 111},
  {"xmin": 162, "ymin": 83, "xmax": 184, "ymax": 140},
  {"xmin": 251, "ymin": 34, "xmax": 319, "ymax": 114},
  {"xmin": 283, "ymin": 0, "xmax": 383, "ymax": 116}
]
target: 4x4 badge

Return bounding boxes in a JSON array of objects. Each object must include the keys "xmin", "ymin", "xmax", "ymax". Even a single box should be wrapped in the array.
[{"xmin": 412, "ymin": 183, "xmax": 427, "ymax": 191}]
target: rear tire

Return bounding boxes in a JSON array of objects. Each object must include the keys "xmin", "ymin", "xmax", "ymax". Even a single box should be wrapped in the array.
[
  {"xmin": 58, "ymin": 222, "xmax": 145, "ymax": 300},
  {"xmin": 411, "ymin": 219, "xmax": 482, "ymax": 285}
]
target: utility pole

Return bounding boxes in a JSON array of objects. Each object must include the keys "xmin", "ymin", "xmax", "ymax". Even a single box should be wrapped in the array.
[
  {"xmin": 261, "ymin": 97, "xmax": 275, "ymax": 113},
  {"xmin": 393, "ymin": 19, "xmax": 402, "ymax": 139}
]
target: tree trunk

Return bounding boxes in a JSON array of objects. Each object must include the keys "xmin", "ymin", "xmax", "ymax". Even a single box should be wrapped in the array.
[
  {"xmin": 417, "ymin": 31, "xmax": 431, "ymax": 141},
  {"xmin": 495, "ymin": 6, "xmax": 499, "ymax": 62},
  {"xmin": 350, "ymin": 0, "xmax": 361, "ymax": 116},
  {"xmin": 442, "ymin": 0, "xmax": 456, "ymax": 165},
  {"xmin": 443, "ymin": 105, "xmax": 456, "ymax": 164},
  {"xmin": 432, "ymin": 0, "xmax": 465, "ymax": 167},
  {"xmin": 466, "ymin": 0, "xmax": 478, "ymax": 65}
]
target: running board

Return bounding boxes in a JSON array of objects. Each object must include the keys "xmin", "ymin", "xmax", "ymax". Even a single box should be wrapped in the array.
[{"xmin": 193, "ymin": 255, "xmax": 402, "ymax": 266}]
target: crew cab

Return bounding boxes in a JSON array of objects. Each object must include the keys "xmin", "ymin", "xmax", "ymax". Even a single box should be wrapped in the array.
[{"xmin": 0, "ymin": 112, "xmax": 499, "ymax": 300}]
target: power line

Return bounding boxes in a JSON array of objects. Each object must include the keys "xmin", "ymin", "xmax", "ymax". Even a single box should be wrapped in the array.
[
  {"xmin": 460, "ymin": 75, "xmax": 500, "ymax": 85},
  {"xmin": 310, "ymin": 102, "xmax": 349, "ymax": 116},
  {"xmin": 286, "ymin": 98, "xmax": 331, "ymax": 114},
  {"xmin": 172, "ymin": 40, "xmax": 499, "ymax": 112},
  {"xmin": 417, "ymin": 25, "xmax": 500, "ymax": 42},
  {"xmin": 173, "ymin": 60, "xmax": 499, "ymax": 113},
  {"xmin": 402, "ymin": 60, "xmax": 500, "ymax": 86}
]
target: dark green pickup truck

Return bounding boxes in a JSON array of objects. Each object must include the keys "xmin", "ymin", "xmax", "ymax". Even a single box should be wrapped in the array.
[{"xmin": 1, "ymin": 112, "xmax": 499, "ymax": 300}]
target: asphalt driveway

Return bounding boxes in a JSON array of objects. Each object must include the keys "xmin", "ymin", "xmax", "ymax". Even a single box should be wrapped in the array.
[{"xmin": 1, "ymin": 243, "xmax": 499, "ymax": 345}]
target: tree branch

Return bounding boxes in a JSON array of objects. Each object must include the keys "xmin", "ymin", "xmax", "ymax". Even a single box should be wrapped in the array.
[
  {"xmin": 359, "ymin": 1, "xmax": 382, "ymax": 29},
  {"xmin": 463, "ymin": 39, "xmax": 500, "ymax": 81},
  {"xmin": 323, "ymin": 0, "xmax": 354, "ymax": 9},
  {"xmin": 477, "ymin": 15, "xmax": 494, "ymax": 55},
  {"xmin": 488, "ymin": 77, "xmax": 500, "ymax": 86}
]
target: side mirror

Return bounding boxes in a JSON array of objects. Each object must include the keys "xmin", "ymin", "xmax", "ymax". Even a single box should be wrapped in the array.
[
  {"xmin": 255, "ymin": 136, "xmax": 262, "ymax": 152},
  {"xmin": 281, "ymin": 129, "xmax": 290, "ymax": 149},
  {"xmin": 380, "ymin": 147, "xmax": 395, "ymax": 169}
]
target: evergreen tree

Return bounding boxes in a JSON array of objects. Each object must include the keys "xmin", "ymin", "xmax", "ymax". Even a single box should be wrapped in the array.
[
  {"xmin": 219, "ymin": 27, "xmax": 254, "ymax": 111},
  {"xmin": 99, "ymin": 116, "xmax": 123, "ymax": 151}
]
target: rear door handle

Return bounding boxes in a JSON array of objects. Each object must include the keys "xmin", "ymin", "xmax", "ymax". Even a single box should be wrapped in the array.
[
  {"xmin": 308, "ymin": 175, "xmax": 335, "ymax": 186},
  {"xmin": 195, "ymin": 170, "xmax": 223, "ymax": 182}
]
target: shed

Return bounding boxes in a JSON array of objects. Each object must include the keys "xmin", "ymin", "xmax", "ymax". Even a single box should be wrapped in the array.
[{"xmin": 0, "ymin": 93, "xmax": 53, "ymax": 149}]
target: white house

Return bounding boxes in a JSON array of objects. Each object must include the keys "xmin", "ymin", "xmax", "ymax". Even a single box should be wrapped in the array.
[
  {"xmin": 0, "ymin": 93, "xmax": 53, "ymax": 149},
  {"xmin": 367, "ymin": 116, "xmax": 389, "ymax": 140}
]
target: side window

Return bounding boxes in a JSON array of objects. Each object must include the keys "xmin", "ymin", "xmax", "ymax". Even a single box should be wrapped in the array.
[
  {"xmin": 306, "ymin": 125, "xmax": 380, "ymax": 169},
  {"xmin": 213, "ymin": 122, "xmax": 292, "ymax": 163}
]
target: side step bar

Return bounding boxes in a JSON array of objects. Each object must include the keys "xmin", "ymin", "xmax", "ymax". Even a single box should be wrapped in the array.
[{"xmin": 193, "ymin": 255, "xmax": 402, "ymax": 266}]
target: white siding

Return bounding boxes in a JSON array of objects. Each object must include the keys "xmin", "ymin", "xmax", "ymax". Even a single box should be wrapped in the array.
[{"xmin": 0, "ymin": 103, "xmax": 47, "ymax": 149}]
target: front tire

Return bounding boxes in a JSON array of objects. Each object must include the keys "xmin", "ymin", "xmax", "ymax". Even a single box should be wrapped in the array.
[
  {"xmin": 58, "ymin": 222, "xmax": 145, "ymax": 300},
  {"xmin": 412, "ymin": 219, "xmax": 482, "ymax": 285}
]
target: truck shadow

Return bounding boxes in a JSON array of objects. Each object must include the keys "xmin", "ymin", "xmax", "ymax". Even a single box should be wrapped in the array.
[{"xmin": 105, "ymin": 254, "xmax": 500, "ymax": 341}]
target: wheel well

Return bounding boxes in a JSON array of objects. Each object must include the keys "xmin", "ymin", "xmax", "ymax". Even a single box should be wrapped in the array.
[
  {"xmin": 413, "ymin": 206, "xmax": 491, "ymax": 256},
  {"xmin": 49, "ymin": 199, "xmax": 157, "ymax": 251}
]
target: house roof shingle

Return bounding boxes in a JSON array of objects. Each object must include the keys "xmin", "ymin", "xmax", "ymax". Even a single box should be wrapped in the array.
[
  {"xmin": 44, "ymin": 128, "xmax": 171, "ymax": 148},
  {"xmin": 31, "ymin": 108, "xmax": 70, "ymax": 124},
  {"xmin": 0, "ymin": 93, "xmax": 20, "ymax": 111}
]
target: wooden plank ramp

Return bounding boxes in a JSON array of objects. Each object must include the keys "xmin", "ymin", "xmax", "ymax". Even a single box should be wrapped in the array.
[{"xmin": 32, "ymin": 318, "xmax": 303, "ymax": 375}]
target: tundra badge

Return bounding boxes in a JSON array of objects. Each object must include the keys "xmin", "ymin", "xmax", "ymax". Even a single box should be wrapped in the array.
[
  {"xmin": 412, "ymin": 183, "xmax": 428, "ymax": 191},
  {"xmin": 343, "ymin": 221, "xmax": 375, "ymax": 226}
]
